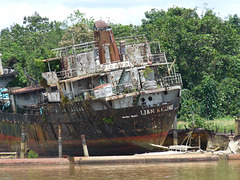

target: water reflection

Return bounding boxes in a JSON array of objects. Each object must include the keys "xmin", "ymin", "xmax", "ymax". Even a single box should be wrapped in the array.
[{"xmin": 0, "ymin": 160, "xmax": 240, "ymax": 180}]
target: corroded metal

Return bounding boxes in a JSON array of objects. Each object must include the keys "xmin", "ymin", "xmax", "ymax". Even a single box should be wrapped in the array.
[
  {"xmin": 0, "ymin": 100, "xmax": 178, "ymax": 156},
  {"xmin": 94, "ymin": 21, "xmax": 120, "ymax": 64},
  {"xmin": 0, "ymin": 21, "xmax": 182, "ymax": 156}
]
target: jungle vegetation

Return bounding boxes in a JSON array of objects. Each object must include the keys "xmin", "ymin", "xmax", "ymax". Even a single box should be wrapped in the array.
[{"xmin": 1, "ymin": 7, "xmax": 240, "ymax": 127}]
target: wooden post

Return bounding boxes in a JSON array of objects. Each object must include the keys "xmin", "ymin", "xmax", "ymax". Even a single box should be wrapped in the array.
[
  {"xmin": 173, "ymin": 115, "xmax": 178, "ymax": 145},
  {"xmin": 58, "ymin": 124, "xmax": 62, "ymax": 158},
  {"xmin": 81, "ymin": 135, "xmax": 89, "ymax": 157},
  {"xmin": 235, "ymin": 118, "xmax": 240, "ymax": 136},
  {"xmin": 20, "ymin": 126, "xmax": 26, "ymax": 158},
  {"xmin": 198, "ymin": 133, "xmax": 201, "ymax": 150}
]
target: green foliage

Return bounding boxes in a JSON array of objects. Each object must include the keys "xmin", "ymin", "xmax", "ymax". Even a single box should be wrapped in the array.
[
  {"xmin": 59, "ymin": 10, "xmax": 94, "ymax": 47},
  {"xmin": 39, "ymin": 77, "xmax": 48, "ymax": 88},
  {"xmin": 0, "ymin": 12, "xmax": 64, "ymax": 86},
  {"xmin": 102, "ymin": 117, "xmax": 114, "ymax": 125},
  {"xmin": 67, "ymin": 10, "xmax": 95, "ymax": 29},
  {"xmin": 188, "ymin": 114, "xmax": 206, "ymax": 129},
  {"xmin": 59, "ymin": 23, "xmax": 94, "ymax": 47},
  {"xmin": 142, "ymin": 6, "xmax": 240, "ymax": 89},
  {"xmin": 141, "ymin": 6, "xmax": 240, "ymax": 121},
  {"xmin": 142, "ymin": 67, "xmax": 153, "ymax": 79},
  {"xmin": 178, "ymin": 89, "xmax": 200, "ymax": 121},
  {"xmin": 110, "ymin": 23, "xmax": 141, "ymax": 38},
  {"xmin": 61, "ymin": 96, "xmax": 69, "ymax": 105},
  {"xmin": 27, "ymin": 150, "xmax": 39, "ymax": 158},
  {"xmin": 218, "ymin": 78, "xmax": 240, "ymax": 116},
  {"xmin": 178, "ymin": 116, "xmax": 235, "ymax": 133},
  {"xmin": 196, "ymin": 75, "xmax": 219, "ymax": 119},
  {"xmin": 7, "ymin": 63, "xmax": 28, "ymax": 87}
]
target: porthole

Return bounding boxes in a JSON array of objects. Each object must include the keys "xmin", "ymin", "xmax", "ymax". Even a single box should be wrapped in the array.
[
  {"xmin": 148, "ymin": 96, "xmax": 153, "ymax": 101},
  {"xmin": 141, "ymin": 98, "xmax": 145, "ymax": 102}
]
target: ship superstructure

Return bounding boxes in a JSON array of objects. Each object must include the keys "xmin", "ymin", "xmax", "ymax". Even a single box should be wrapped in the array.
[{"xmin": 0, "ymin": 21, "xmax": 182, "ymax": 156}]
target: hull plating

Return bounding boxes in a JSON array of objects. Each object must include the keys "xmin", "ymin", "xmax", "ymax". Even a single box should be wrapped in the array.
[{"xmin": 0, "ymin": 100, "xmax": 178, "ymax": 156}]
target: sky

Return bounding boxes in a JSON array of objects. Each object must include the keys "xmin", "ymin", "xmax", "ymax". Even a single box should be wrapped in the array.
[{"xmin": 0, "ymin": 0, "xmax": 240, "ymax": 30}]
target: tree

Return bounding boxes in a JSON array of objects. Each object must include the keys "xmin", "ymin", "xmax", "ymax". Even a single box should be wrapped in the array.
[
  {"xmin": 218, "ymin": 78, "xmax": 240, "ymax": 116},
  {"xmin": 0, "ymin": 12, "xmax": 64, "ymax": 86},
  {"xmin": 59, "ymin": 11, "xmax": 94, "ymax": 47}
]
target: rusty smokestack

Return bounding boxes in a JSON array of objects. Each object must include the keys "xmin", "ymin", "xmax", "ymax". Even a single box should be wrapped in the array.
[{"xmin": 93, "ymin": 21, "xmax": 120, "ymax": 64}]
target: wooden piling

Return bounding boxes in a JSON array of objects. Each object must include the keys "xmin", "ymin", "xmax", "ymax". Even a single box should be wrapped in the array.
[
  {"xmin": 81, "ymin": 135, "xmax": 89, "ymax": 157},
  {"xmin": 58, "ymin": 124, "xmax": 62, "ymax": 158},
  {"xmin": 198, "ymin": 133, "xmax": 201, "ymax": 150},
  {"xmin": 235, "ymin": 116, "xmax": 240, "ymax": 136},
  {"xmin": 20, "ymin": 126, "xmax": 26, "ymax": 158},
  {"xmin": 173, "ymin": 116, "xmax": 178, "ymax": 145}
]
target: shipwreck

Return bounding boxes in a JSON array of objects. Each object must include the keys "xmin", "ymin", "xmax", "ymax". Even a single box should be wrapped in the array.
[{"xmin": 0, "ymin": 21, "xmax": 182, "ymax": 156}]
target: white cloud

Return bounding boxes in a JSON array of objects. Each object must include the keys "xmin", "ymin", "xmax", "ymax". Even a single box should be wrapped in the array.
[
  {"xmin": 0, "ymin": 0, "xmax": 240, "ymax": 30},
  {"xmin": 82, "ymin": 7, "xmax": 146, "ymax": 25},
  {"xmin": 0, "ymin": 2, "xmax": 36, "ymax": 29},
  {"xmin": 80, "ymin": 5, "xmax": 169, "ymax": 25},
  {"xmin": 37, "ymin": 4, "xmax": 72, "ymax": 23}
]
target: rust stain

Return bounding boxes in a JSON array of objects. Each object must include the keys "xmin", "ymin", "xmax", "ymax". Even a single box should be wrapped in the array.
[
  {"xmin": 94, "ymin": 21, "xmax": 120, "ymax": 64},
  {"xmin": 9, "ymin": 86, "xmax": 44, "ymax": 95}
]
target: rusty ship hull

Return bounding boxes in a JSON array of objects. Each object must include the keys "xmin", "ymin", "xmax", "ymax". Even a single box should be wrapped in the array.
[
  {"xmin": 0, "ymin": 21, "xmax": 182, "ymax": 156},
  {"xmin": 0, "ymin": 101, "xmax": 177, "ymax": 156}
]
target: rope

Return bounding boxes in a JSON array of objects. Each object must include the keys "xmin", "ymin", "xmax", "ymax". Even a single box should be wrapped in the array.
[{"xmin": 180, "ymin": 130, "xmax": 193, "ymax": 146}]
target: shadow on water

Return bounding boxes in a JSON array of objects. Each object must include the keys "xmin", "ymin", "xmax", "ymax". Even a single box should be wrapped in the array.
[{"xmin": 0, "ymin": 160, "xmax": 240, "ymax": 180}]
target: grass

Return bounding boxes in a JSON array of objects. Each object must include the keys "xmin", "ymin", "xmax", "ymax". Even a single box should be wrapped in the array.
[{"xmin": 177, "ymin": 116, "xmax": 235, "ymax": 133}]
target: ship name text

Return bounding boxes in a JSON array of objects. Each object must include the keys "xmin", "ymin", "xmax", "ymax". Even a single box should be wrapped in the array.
[{"xmin": 140, "ymin": 104, "xmax": 174, "ymax": 116}]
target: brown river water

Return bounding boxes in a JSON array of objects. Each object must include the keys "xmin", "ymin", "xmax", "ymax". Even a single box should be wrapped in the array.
[{"xmin": 0, "ymin": 160, "xmax": 240, "ymax": 180}]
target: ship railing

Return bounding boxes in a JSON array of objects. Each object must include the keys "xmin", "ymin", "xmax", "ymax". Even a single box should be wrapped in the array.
[
  {"xmin": 0, "ymin": 112, "xmax": 42, "ymax": 123},
  {"xmin": 150, "ymin": 53, "xmax": 168, "ymax": 64},
  {"xmin": 56, "ymin": 68, "xmax": 78, "ymax": 79},
  {"xmin": 53, "ymin": 35, "xmax": 156, "ymax": 57},
  {"xmin": 115, "ymin": 35, "xmax": 147, "ymax": 46},
  {"xmin": 17, "ymin": 106, "xmax": 42, "ymax": 115},
  {"xmin": 56, "ymin": 53, "xmax": 169, "ymax": 80},
  {"xmin": 149, "ymin": 41, "xmax": 161, "ymax": 54},
  {"xmin": 52, "ymin": 41, "xmax": 97, "ymax": 58},
  {"xmin": 157, "ymin": 74, "xmax": 182, "ymax": 87},
  {"xmin": 64, "ymin": 73, "xmax": 182, "ymax": 102},
  {"xmin": 2, "ymin": 66, "xmax": 15, "ymax": 75},
  {"xmin": 67, "ymin": 89, "xmax": 95, "ymax": 102},
  {"xmin": 67, "ymin": 81, "xmax": 137, "ymax": 101}
]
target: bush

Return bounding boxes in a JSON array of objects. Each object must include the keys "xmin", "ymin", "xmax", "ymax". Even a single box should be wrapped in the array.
[
  {"xmin": 178, "ymin": 89, "xmax": 200, "ymax": 122},
  {"xmin": 27, "ymin": 150, "xmax": 39, "ymax": 158}
]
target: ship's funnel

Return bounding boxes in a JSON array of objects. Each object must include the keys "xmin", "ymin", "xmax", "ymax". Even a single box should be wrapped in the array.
[{"xmin": 94, "ymin": 21, "xmax": 120, "ymax": 64}]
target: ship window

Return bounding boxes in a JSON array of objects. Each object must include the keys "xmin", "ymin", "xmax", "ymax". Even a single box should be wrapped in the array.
[
  {"xmin": 78, "ymin": 81, "xmax": 82, "ymax": 87},
  {"xmin": 141, "ymin": 98, "xmax": 145, "ymax": 102},
  {"xmin": 148, "ymin": 96, "xmax": 153, "ymax": 101},
  {"xmin": 107, "ymin": 101, "xmax": 112, "ymax": 107},
  {"xmin": 23, "ymin": 95, "xmax": 30, "ymax": 100}
]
